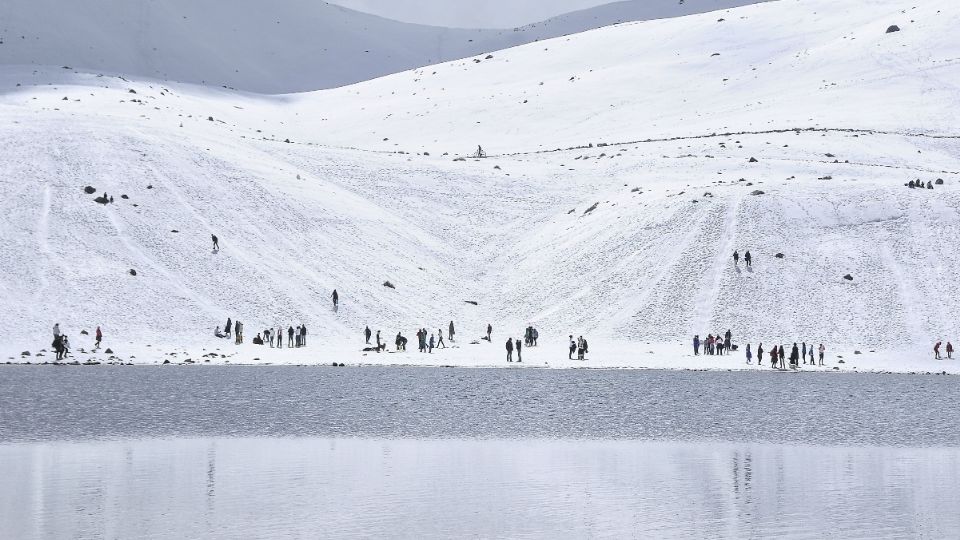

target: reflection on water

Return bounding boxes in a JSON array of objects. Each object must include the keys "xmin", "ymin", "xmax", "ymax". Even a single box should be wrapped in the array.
[{"xmin": 1, "ymin": 438, "xmax": 958, "ymax": 539}]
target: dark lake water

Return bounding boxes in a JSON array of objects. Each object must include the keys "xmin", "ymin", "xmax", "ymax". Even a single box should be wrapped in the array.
[{"xmin": 1, "ymin": 366, "xmax": 957, "ymax": 445}]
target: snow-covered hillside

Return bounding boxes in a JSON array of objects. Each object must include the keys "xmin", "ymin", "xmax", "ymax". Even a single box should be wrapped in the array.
[
  {"xmin": 0, "ymin": 0, "xmax": 769, "ymax": 93},
  {"xmin": 1, "ymin": 0, "xmax": 958, "ymax": 369}
]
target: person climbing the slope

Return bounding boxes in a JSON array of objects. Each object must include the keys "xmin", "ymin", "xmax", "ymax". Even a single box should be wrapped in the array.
[
  {"xmin": 745, "ymin": 251, "xmax": 752, "ymax": 268},
  {"xmin": 733, "ymin": 251, "xmax": 740, "ymax": 266},
  {"xmin": 331, "ymin": 289, "xmax": 339, "ymax": 312},
  {"xmin": 506, "ymin": 338, "xmax": 514, "ymax": 362},
  {"xmin": 516, "ymin": 337, "xmax": 522, "ymax": 363},
  {"xmin": 449, "ymin": 321, "xmax": 455, "ymax": 342},
  {"xmin": 212, "ymin": 234, "xmax": 219, "ymax": 252},
  {"xmin": 365, "ymin": 326, "xmax": 372, "ymax": 344}
]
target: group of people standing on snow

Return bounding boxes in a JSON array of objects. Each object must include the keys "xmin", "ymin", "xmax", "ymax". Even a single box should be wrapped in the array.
[
  {"xmin": 49, "ymin": 323, "xmax": 103, "ymax": 361},
  {"xmin": 745, "ymin": 341, "xmax": 825, "ymax": 368},
  {"xmin": 934, "ymin": 341, "xmax": 954, "ymax": 360},
  {"xmin": 694, "ymin": 330, "xmax": 827, "ymax": 368},
  {"xmin": 569, "ymin": 335, "xmax": 588, "ymax": 360},
  {"xmin": 733, "ymin": 250, "xmax": 753, "ymax": 268},
  {"xmin": 217, "ymin": 318, "xmax": 308, "ymax": 348},
  {"xmin": 693, "ymin": 330, "xmax": 733, "ymax": 356},
  {"xmin": 524, "ymin": 326, "xmax": 540, "ymax": 347},
  {"xmin": 386, "ymin": 321, "xmax": 456, "ymax": 353}
]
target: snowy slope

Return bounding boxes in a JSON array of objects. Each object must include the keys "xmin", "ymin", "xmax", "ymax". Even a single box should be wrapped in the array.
[
  {"xmin": 0, "ymin": 0, "xmax": 769, "ymax": 93},
  {"xmin": 1, "ymin": 0, "xmax": 959, "ymax": 368}
]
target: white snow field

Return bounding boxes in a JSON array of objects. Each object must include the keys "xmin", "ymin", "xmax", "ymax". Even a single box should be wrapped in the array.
[
  {"xmin": 1, "ymin": 0, "xmax": 959, "ymax": 372},
  {"xmin": 0, "ymin": 0, "xmax": 769, "ymax": 93}
]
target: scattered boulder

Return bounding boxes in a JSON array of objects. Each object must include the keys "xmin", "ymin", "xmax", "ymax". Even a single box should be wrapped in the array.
[
  {"xmin": 332, "ymin": 362, "xmax": 338, "ymax": 367},
  {"xmin": 751, "ymin": 190, "xmax": 765, "ymax": 196},
  {"xmin": 162, "ymin": 359, "xmax": 170, "ymax": 364},
  {"xmin": 485, "ymin": 55, "xmax": 493, "ymax": 60},
  {"xmin": 383, "ymin": 281, "xmax": 396, "ymax": 289},
  {"xmin": 775, "ymin": 253, "xmax": 785, "ymax": 259},
  {"xmin": 748, "ymin": 157, "xmax": 758, "ymax": 163},
  {"xmin": 935, "ymin": 178, "xmax": 944, "ymax": 185},
  {"xmin": 129, "ymin": 269, "xmax": 138, "ymax": 276},
  {"xmin": 583, "ymin": 202, "xmax": 599, "ymax": 215},
  {"xmin": 128, "ymin": 89, "xmax": 137, "ymax": 94},
  {"xmin": 844, "ymin": 274, "xmax": 854, "ymax": 281},
  {"xmin": 84, "ymin": 186, "xmax": 97, "ymax": 194},
  {"xmin": 464, "ymin": 300, "xmax": 479, "ymax": 306},
  {"xmin": 339, "ymin": 363, "xmax": 345, "ymax": 367},
  {"xmin": 146, "ymin": 184, "xmax": 153, "ymax": 189},
  {"xmin": 21, "ymin": 351, "xmax": 30, "ymax": 356},
  {"xmin": 207, "ymin": 116, "xmax": 214, "ymax": 121},
  {"xmin": 104, "ymin": 348, "xmax": 113, "ymax": 354},
  {"xmin": 886, "ymin": 25, "xmax": 901, "ymax": 33},
  {"xmin": 80, "ymin": 330, "xmax": 89, "ymax": 335},
  {"xmin": 854, "ymin": 350, "xmax": 862, "ymax": 355}
]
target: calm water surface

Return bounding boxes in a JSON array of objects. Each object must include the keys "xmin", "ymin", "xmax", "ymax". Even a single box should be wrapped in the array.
[{"xmin": 1, "ymin": 366, "xmax": 958, "ymax": 538}]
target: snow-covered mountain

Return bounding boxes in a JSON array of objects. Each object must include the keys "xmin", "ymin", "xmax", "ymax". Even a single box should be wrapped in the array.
[
  {"xmin": 0, "ymin": 0, "xmax": 770, "ymax": 93},
  {"xmin": 1, "ymin": 0, "xmax": 958, "ymax": 365}
]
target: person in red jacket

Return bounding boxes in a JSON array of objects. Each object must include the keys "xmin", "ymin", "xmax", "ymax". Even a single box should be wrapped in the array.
[{"xmin": 95, "ymin": 326, "xmax": 102, "ymax": 349}]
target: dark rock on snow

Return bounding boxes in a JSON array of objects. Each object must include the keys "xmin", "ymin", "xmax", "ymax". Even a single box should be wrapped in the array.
[
  {"xmin": 844, "ymin": 274, "xmax": 854, "ymax": 281},
  {"xmin": 129, "ymin": 269, "xmax": 137, "ymax": 276},
  {"xmin": 936, "ymin": 178, "xmax": 944, "ymax": 185},
  {"xmin": 775, "ymin": 253, "xmax": 785, "ymax": 259},
  {"xmin": 104, "ymin": 348, "xmax": 113, "ymax": 354},
  {"xmin": 748, "ymin": 157, "xmax": 758, "ymax": 163},
  {"xmin": 751, "ymin": 190, "xmax": 765, "ymax": 196},
  {"xmin": 84, "ymin": 186, "xmax": 97, "ymax": 194},
  {"xmin": 21, "ymin": 351, "xmax": 30, "ymax": 356},
  {"xmin": 383, "ymin": 281, "xmax": 396, "ymax": 289},
  {"xmin": 464, "ymin": 300, "xmax": 479, "ymax": 306},
  {"xmin": 886, "ymin": 25, "xmax": 900, "ymax": 33}
]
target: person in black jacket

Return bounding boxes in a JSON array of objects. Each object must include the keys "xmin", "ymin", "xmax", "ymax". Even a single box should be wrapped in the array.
[
  {"xmin": 365, "ymin": 326, "xmax": 372, "ymax": 344},
  {"xmin": 506, "ymin": 338, "xmax": 514, "ymax": 362},
  {"xmin": 288, "ymin": 326, "xmax": 294, "ymax": 348}
]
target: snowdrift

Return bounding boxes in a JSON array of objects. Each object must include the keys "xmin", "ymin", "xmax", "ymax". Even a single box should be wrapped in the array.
[{"xmin": 1, "ymin": 0, "xmax": 958, "ymax": 368}]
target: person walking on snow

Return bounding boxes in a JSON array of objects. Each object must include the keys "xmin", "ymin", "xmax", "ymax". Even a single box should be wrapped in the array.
[
  {"xmin": 934, "ymin": 341, "xmax": 942, "ymax": 360},
  {"xmin": 95, "ymin": 326, "xmax": 102, "ymax": 349},
  {"xmin": 365, "ymin": 326, "xmax": 372, "ymax": 344},
  {"xmin": 948, "ymin": 342, "xmax": 954, "ymax": 359},
  {"xmin": 288, "ymin": 326, "xmax": 294, "ymax": 348},
  {"xmin": 802, "ymin": 342, "xmax": 807, "ymax": 364},
  {"xmin": 437, "ymin": 329, "xmax": 446, "ymax": 348},
  {"xmin": 429, "ymin": 334, "xmax": 435, "ymax": 354},
  {"xmin": 569, "ymin": 335, "xmax": 576, "ymax": 360},
  {"xmin": 225, "ymin": 318, "xmax": 232, "ymax": 338},
  {"xmin": 212, "ymin": 234, "xmax": 219, "ymax": 251},
  {"xmin": 745, "ymin": 251, "xmax": 752, "ymax": 268},
  {"xmin": 757, "ymin": 343, "xmax": 764, "ymax": 365},
  {"xmin": 778, "ymin": 345, "xmax": 786, "ymax": 369},
  {"xmin": 818, "ymin": 343, "xmax": 826, "ymax": 365},
  {"xmin": 506, "ymin": 338, "xmax": 514, "ymax": 362},
  {"xmin": 733, "ymin": 251, "xmax": 740, "ymax": 265},
  {"xmin": 516, "ymin": 338, "xmax": 522, "ymax": 363},
  {"xmin": 331, "ymin": 289, "xmax": 339, "ymax": 312},
  {"xmin": 746, "ymin": 344, "xmax": 752, "ymax": 365},
  {"xmin": 693, "ymin": 335, "xmax": 700, "ymax": 355},
  {"xmin": 449, "ymin": 321, "xmax": 455, "ymax": 342}
]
